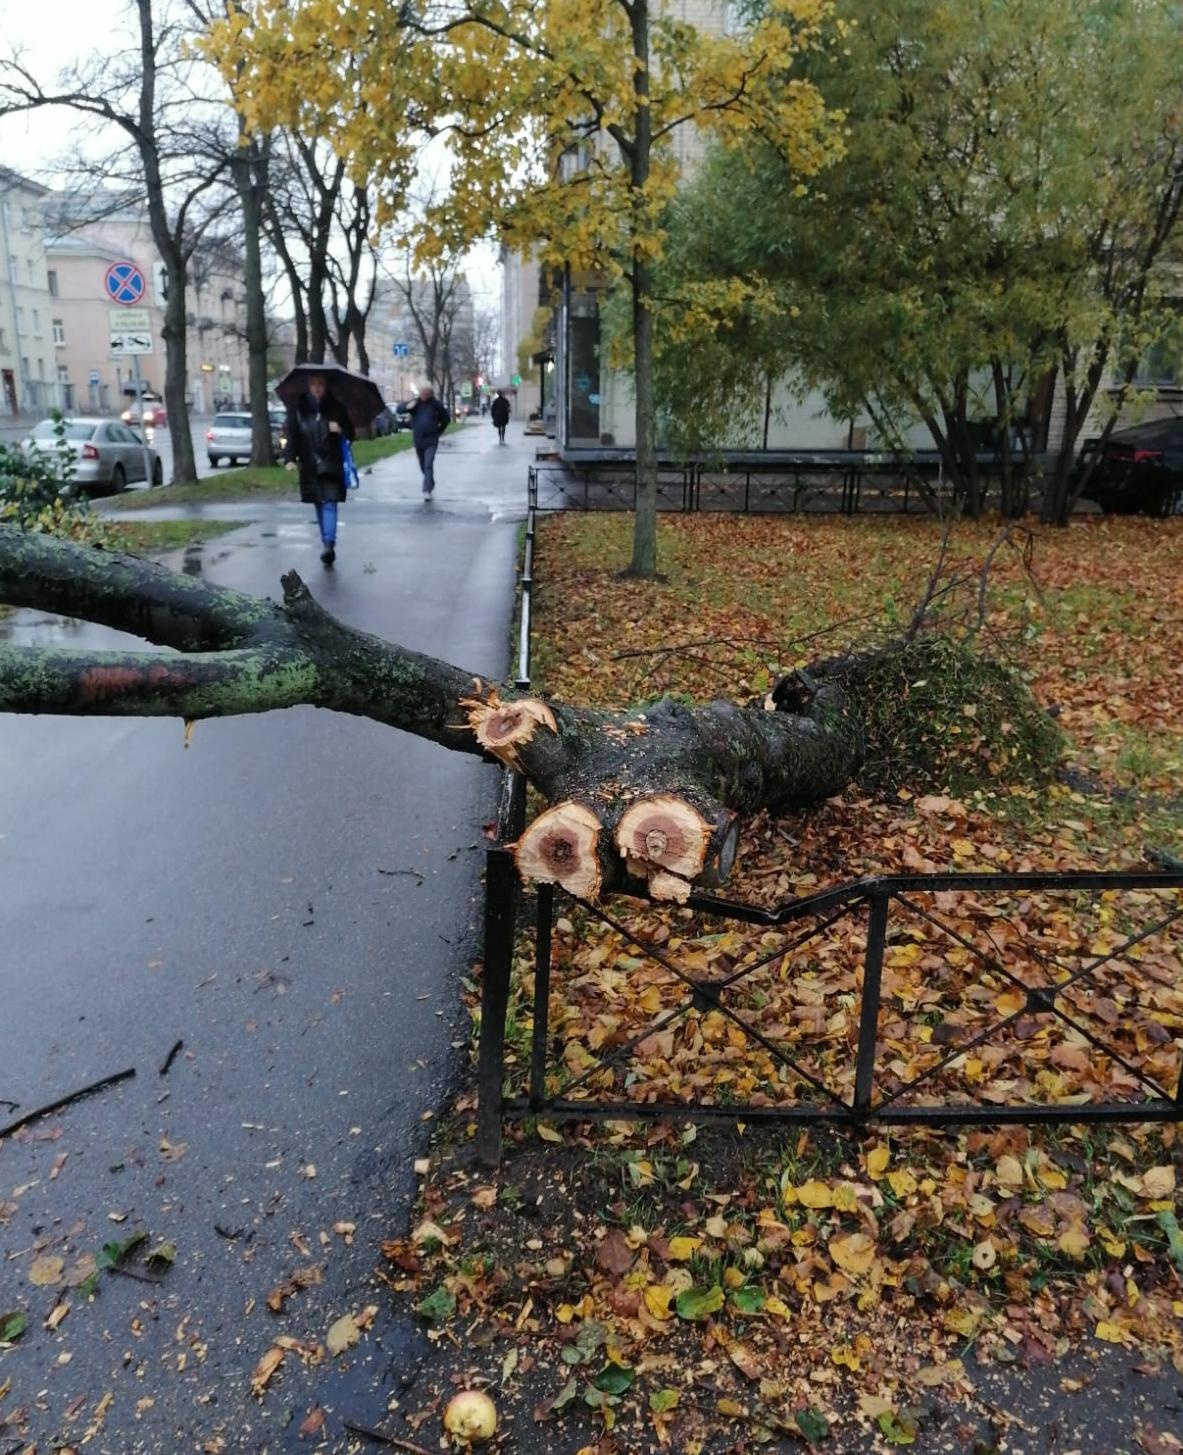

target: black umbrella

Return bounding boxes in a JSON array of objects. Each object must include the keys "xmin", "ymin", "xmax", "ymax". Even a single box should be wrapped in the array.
[{"xmin": 275, "ymin": 363, "xmax": 386, "ymax": 431}]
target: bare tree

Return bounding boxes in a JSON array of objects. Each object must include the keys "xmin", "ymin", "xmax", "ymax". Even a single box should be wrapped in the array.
[
  {"xmin": 325, "ymin": 181, "xmax": 381, "ymax": 375},
  {"xmin": 0, "ymin": 0, "xmax": 240, "ymax": 483}
]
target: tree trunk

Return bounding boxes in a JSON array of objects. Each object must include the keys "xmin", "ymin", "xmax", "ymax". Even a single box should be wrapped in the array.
[
  {"xmin": 234, "ymin": 138, "xmax": 273, "ymax": 467},
  {"xmin": 626, "ymin": 0, "xmax": 658, "ymax": 578},
  {"xmin": 136, "ymin": 0, "xmax": 196, "ymax": 486},
  {"xmin": 0, "ymin": 526, "xmax": 864, "ymax": 904}
]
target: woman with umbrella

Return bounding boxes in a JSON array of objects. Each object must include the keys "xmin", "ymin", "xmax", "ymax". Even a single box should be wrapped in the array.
[{"xmin": 278, "ymin": 365, "xmax": 380, "ymax": 566}]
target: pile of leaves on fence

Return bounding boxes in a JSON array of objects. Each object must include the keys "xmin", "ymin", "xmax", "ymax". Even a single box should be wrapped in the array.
[{"xmin": 394, "ymin": 515, "xmax": 1183, "ymax": 1453}]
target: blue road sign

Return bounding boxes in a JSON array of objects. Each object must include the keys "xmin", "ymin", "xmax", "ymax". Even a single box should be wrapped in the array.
[
  {"xmin": 392, "ymin": 342, "xmax": 409, "ymax": 357},
  {"xmin": 104, "ymin": 261, "xmax": 147, "ymax": 307}
]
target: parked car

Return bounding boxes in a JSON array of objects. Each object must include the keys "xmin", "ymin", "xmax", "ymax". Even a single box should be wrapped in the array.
[
  {"xmin": 393, "ymin": 400, "xmax": 414, "ymax": 430},
  {"xmin": 1078, "ymin": 417, "xmax": 1183, "ymax": 517},
  {"xmin": 206, "ymin": 410, "xmax": 285, "ymax": 467},
  {"xmin": 23, "ymin": 417, "xmax": 163, "ymax": 493},
  {"xmin": 121, "ymin": 394, "xmax": 167, "ymax": 429}
]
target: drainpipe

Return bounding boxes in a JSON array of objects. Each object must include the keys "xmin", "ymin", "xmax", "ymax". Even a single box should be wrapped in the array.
[{"xmin": 0, "ymin": 197, "xmax": 25, "ymax": 416}]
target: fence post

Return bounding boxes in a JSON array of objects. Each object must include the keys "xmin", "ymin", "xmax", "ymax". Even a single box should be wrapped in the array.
[
  {"xmin": 529, "ymin": 883, "xmax": 554, "ymax": 1108},
  {"xmin": 853, "ymin": 891, "xmax": 890, "ymax": 1115},
  {"xmin": 476, "ymin": 844, "xmax": 518, "ymax": 1167}
]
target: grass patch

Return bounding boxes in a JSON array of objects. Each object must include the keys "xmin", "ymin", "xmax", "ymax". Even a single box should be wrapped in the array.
[
  {"xmin": 106, "ymin": 518, "xmax": 243, "ymax": 554},
  {"xmin": 110, "ymin": 431, "xmax": 414, "ymax": 510}
]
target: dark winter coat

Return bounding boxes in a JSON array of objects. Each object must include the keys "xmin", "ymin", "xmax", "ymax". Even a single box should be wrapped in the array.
[
  {"xmin": 490, "ymin": 395, "xmax": 510, "ymax": 428},
  {"xmin": 408, "ymin": 395, "xmax": 451, "ymax": 448},
  {"xmin": 283, "ymin": 392, "xmax": 356, "ymax": 504}
]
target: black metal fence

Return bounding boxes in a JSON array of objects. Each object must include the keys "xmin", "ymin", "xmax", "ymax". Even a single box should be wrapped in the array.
[
  {"xmin": 477, "ymin": 854, "xmax": 1183, "ymax": 1163},
  {"xmin": 475, "ymin": 476, "xmax": 1183, "ymax": 1165},
  {"xmin": 528, "ymin": 451, "xmax": 1001, "ymax": 518}
]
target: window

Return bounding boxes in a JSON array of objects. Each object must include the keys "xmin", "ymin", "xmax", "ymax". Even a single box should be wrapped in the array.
[
  {"xmin": 52, "ymin": 319, "xmax": 64, "ymax": 345},
  {"xmin": 47, "ymin": 270, "xmax": 58, "ymax": 297},
  {"xmin": 16, "ymin": 307, "xmax": 24, "ymax": 329},
  {"xmin": 0, "ymin": 327, "xmax": 6, "ymax": 349},
  {"xmin": 25, "ymin": 259, "xmax": 33, "ymax": 283},
  {"xmin": 57, "ymin": 364, "xmax": 69, "ymax": 384},
  {"xmin": 32, "ymin": 309, "xmax": 39, "ymax": 329}
]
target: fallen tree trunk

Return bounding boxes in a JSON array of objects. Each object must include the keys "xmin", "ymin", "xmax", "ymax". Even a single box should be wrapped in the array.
[{"xmin": 0, "ymin": 526, "xmax": 865, "ymax": 899}]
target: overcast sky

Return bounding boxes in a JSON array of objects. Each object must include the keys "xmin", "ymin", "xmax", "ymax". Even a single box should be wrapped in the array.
[{"xmin": 2, "ymin": 0, "xmax": 501, "ymax": 314}]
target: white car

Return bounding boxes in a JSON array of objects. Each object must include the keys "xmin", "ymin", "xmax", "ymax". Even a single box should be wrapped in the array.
[
  {"xmin": 206, "ymin": 410, "xmax": 286, "ymax": 467},
  {"xmin": 23, "ymin": 417, "xmax": 163, "ymax": 493}
]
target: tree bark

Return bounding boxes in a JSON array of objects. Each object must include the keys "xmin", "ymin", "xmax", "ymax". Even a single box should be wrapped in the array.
[
  {"xmin": 627, "ymin": 0, "xmax": 658, "ymax": 578},
  {"xmin": 0, "ymin": 527, "xmax": 864, "ymax": 902},
  {"xmin": 233, "ymin": 135, "xmax": 274, "ymax": 467}
]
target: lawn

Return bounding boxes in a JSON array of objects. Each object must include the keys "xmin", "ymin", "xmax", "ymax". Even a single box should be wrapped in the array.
[
  {"xmin": 108, "ymin": 430, "xmax": 414, "ymax": 510},
  {"xmin": 105, "ymin": 518, "xmax": 243, "ymax": 554},
  {"xmin": 371, "ymin": 513, "xmax": 1183, "ymax": 1455}
]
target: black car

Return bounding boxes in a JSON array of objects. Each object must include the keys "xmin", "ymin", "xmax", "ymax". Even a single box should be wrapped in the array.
[{"xmin": 1078, "ymin": 417, "xmax": 1183, "ymax": 517}]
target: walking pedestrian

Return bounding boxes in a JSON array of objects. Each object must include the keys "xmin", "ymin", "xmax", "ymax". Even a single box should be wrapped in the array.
[
  {"xmin": 408, "ymin": 384, "xmax": 451, "ymax": 496},
  {"xmin": 490, "ymin": 389, "xmax": 510, "ymax": 445},
  {"xmin": 283, "ymin": 371, "xmax": 355, "ymax": 566}
]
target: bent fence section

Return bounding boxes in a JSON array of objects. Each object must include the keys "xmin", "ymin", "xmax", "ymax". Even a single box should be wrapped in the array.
[{"xmin": 477, "ymin": 474, "xmax": 1183, "ymax": 1164}]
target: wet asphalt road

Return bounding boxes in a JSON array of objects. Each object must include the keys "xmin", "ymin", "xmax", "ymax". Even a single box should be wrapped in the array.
[{"xmin": 0, "ymin": 427, "xmax": 525, "ymax": 1451}]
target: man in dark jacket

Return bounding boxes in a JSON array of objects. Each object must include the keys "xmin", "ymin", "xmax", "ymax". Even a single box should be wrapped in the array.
[
  {"xmin": 408, "ymin": 385, "xmax": 451, "ymax": 496},
  {"xmin": 283, "ymin": 373, "xmax": 355, "ymax": 565},
  {"xmin": 490, "ymin": 390, "xmax": 511, "ymax": 444}
]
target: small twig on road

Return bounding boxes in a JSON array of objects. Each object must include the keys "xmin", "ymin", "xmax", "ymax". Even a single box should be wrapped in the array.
[
  {"xmin": 0, "ymin": 1068, "xmax": 136, "ymax": 1141},
  {"xmin": 0, "ymin": 1098, "xmax": 18, "ymax": 1112},
  {"xmin": 377, "ymin": 867, "xmax": 425, "ymax": 879},
  {"xmin": 214, "ymin": 1224, "xmax": 244, "ymax": 1240},
  {"xmin": 108, "ymin": 1263, "xmax": 163, "ymax": 1286},
  {"xmin": 159, "ymin": 1039, "xmax": 184, "ymax": 1076},
  {"xmin": 341, "ymin": 1420, "xmax": 433, "ymax": 1454}
]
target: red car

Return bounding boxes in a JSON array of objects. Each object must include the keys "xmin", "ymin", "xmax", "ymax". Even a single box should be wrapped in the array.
[{"xmin": 122, "ymin": 395, "xmax": 168, "ymax": 429}]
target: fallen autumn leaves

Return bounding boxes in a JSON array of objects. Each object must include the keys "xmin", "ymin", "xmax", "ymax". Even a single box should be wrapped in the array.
[{"xmin": 376, "ymin": 513, "xmax": 1182, "ymax": 1452}]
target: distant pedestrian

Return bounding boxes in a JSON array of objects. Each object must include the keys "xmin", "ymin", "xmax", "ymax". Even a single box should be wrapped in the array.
[
  {"xmin": 408, "ymin": 384, "xmax": 451, "ymax": 496},
  {"xmin": 490, "ymin": 390, "xmax": 510, "ymax": 445},
  {"xmin": 283, "ymin": 371, "xmax": 355, "ymax": 566}
]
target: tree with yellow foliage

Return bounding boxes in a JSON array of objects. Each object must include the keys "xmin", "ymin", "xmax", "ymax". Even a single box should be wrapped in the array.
[{"xmin": 206, "ymin": 0, "xmax": 844, "ymax": 575}]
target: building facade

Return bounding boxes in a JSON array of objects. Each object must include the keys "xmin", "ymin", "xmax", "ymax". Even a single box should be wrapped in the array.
[
  {"xmin": 45, "ymin": 201, "xmax": 252, "ymax": 417},
  {"xmin": 0, "ymin": 168, "xmax": 58, "ymax": 417}
]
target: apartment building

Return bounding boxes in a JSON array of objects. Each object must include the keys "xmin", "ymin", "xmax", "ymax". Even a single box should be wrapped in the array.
[
  {"xmin": 0, "ymin": 168, "xmax": 58, "ymax": 417},
  {"xmin": 45, "ymin": 197, "xmax": 252, "ymax": 416}
]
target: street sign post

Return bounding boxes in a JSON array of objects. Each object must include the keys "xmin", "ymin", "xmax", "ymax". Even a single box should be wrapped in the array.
[
  {"xmin": 104, "ymin": 263, "xmax": 154, "ymax": 487},
  {"xmin": 392, "ymin": 342, "xmax": 409, "ymax": 357}
]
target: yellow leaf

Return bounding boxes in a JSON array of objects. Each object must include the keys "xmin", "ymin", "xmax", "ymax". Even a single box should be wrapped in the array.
[
  {"xmin": 555, "ymin": 1303, "xmax": 577, "ymax": 1324},
  {"xmin": 828, "ymin": 1233, "xmax": 876, "ymax": 1276},
  {"xmin": 830, "ymin": 1342, "xmax": 860, "ymax": 1370},
  {"xmin": 326, "ymin": 1314, "xmax": 361, "ymax": 1357},
  {"xmin": 866, "ymin": 1146, "xmax": 890, "ymax": 1180},
  {"xmin": 643, "ymin": 1285, "xmax": 674, "ymax": 1321},
  {"xmin": 722, "ymin": 1267, "xmax": 745, "ymax": 1289},
  {"xmin": 915, "ymin": 1359, "xmax": 963, "ymax": 1387},
  {"xmin": 29, "ymin": 1255, "xmax": 65, "ymax": 1287},
  {"xmin": 1057, "ymin": 1223, "xmax": 1090, "ymax": 1261},
  {"xmin": 994, "ymin": 1155, "xmax": 1023, "ymax": 1190},
  {"xmin": 537, "ymin": 1125, "xmax": 562, "ymax": 1143},
  {"xmin": 886, "ymin": 1169, "xmax": 917, "ymax": 1199},
  {"xmin": 796, "ymin": 1180, "xmax": 834, "ymax": 1209},
  {"xmin": 858, "ymin": 1393, "xmax": 895, "ymax": 1419},
  {"xmin": 667, "ymin": 1236, "xmax": 701, "ymax": 1261},
  {"xmin": 763, "ymin": 1296, "xmax": 791, "ymax": 1320},
  {"xmin": 1094, "ymin": 1321, "xmax": 1129, "ymax": 1344},
  {"xmin": 994, "ymin": 990, "xmax": 1024, "ymax": 1016},
  {"xmin": 717, "ymin": 1399, "xmax": 746, "ymax": 1418},
  {"xmin": 1142, "ymin": 1166, "xmax": 1176, "ymax": 1199}
]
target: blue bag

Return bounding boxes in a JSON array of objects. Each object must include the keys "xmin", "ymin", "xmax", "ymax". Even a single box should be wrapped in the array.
[{"xmin": 342, "ymin": 437, "xmax": 360, "ymax": 490}]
